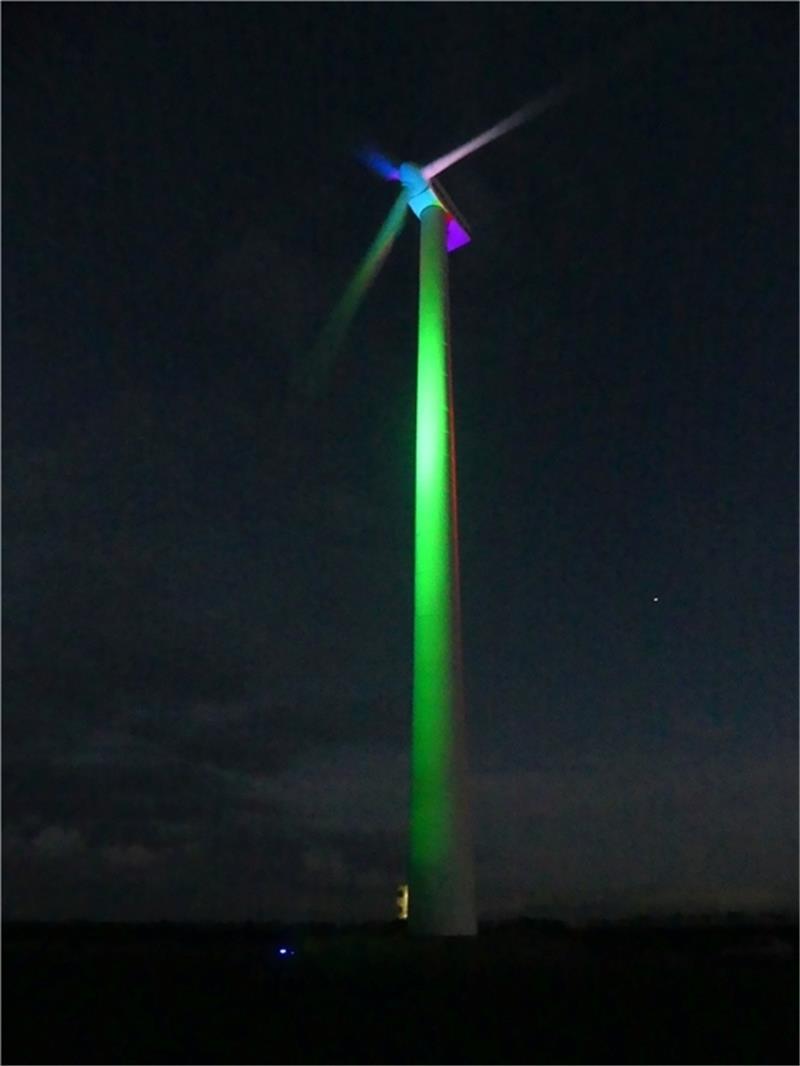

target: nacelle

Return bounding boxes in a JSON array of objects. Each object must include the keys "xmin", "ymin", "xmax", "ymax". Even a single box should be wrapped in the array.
[{"xmin": 399, "ymin": 163, "xmax": 471, "ymax": 253}]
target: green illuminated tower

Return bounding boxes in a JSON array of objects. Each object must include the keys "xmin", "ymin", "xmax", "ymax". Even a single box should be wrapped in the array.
[
  {"xmin": 401, "ymin": 167, "xmax": 476, "ymax": 936},
  {"xmin": 302, "ymin": 164, "xmax": 477, "ymax": 935},
  {"xmin": 310, "ymin": 89, "xmax": 579, "ymax": 937},
  {"xmin": 318, "ymin": 113, "xmax": 550, "ymax": 934}
]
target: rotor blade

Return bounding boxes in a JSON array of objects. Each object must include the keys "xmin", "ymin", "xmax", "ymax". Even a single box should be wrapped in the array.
[
  {"xmin": 292, "ymin": 191, "xmax": 408, "ymax": 400},
  {"xmin": 358, "ymin": 146, "xmax": 401, "ymax": 182},
  {"xmin": 422, "ymin": 84, "xmax": 568, "ymax": 179},
  {"xmin": 422, "ymin": 14, "xmax": 672, "ymax": 180}
]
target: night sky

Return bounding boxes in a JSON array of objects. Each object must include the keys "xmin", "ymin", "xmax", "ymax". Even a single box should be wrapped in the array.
[{"xmin": 4, "ymin": 4, "xmax": 797, "ymax": 923}]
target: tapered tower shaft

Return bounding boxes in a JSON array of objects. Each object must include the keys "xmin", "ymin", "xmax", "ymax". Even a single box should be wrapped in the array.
[{"xmin": 409, "ymin": 203, "xmax": 476, "ymax": 936}]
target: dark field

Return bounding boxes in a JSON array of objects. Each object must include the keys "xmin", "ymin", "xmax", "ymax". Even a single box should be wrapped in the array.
[{"xmin": 3, "ymin": 921, "xmax": 797, "ymax": 1064}]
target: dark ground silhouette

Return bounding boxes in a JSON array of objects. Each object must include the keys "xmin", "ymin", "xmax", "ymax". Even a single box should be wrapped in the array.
[{"xmin": 3, "ymin": 919, "xmax": 797, "ymax": 1064}]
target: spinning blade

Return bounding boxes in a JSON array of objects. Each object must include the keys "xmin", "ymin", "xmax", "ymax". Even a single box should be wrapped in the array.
[
  {"xmin": 422, "ymin": 84, "xmax": 568, "ymax": 180},
  {"xmin": 358, "ymin": 146, "xmax": 401, "ymax": 182},
  {"xmin": 293, "ymin": 190, "xmax": 408, "ymax": 399}
]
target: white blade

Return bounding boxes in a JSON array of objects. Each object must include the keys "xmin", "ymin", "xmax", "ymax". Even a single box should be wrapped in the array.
[
  {"xmin": 422, "ymin": 14, "xmax": 672, "ymax": 181},
  {"xmin": 422, "ymin": 84, "xmax": 567, "ymax": 180}
]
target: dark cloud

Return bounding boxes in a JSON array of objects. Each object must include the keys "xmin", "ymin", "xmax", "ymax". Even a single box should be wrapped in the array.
[
  {"xmin": 5, "ymin": 725, "xmax": 795, "ymax": 922},
  {"xmin": 2, "ymin": 731, "xmax": 410, "ymax": 922},
  {"xmin": 4, "ymin": 426, "xmax": 408, "ymax": 749}
]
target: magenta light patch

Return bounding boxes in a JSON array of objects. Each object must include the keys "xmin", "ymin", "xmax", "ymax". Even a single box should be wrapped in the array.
[{"xmin": 446, "ymin": 216, "xmax": 471, "ymax": 252}]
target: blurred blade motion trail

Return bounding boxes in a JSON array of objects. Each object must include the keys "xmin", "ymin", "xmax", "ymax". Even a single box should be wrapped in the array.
[
  {"xmin": 291, "ymin": 191, "xmax": 408, "ymax": 400},
  {"xmin": 358, "ymin": 147, "xmax": 401, "ymax": 182},
  {"xmin": 422, "ymin": 85, "xmax": 568, "ymax": 179},
  {"xmin": 422, "ymin": 12, "xmax": 674, "ymax": 180}
]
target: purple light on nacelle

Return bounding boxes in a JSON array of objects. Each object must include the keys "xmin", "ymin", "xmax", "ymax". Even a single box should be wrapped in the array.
[
  {"xmin": 432, "ymin": 178, "xmax": 471, "ymax": 253},
  {"xmin": 446, "ymin": 216, "xmax": 471, "ymax": 252}
]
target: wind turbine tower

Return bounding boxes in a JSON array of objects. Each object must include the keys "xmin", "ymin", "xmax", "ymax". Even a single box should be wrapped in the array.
[
  {"xmin": 307, "ymin": 92, "xmax": 569, "ymax": 936},
  {"xmin": 400, "ymin": 163, "xmax": 475, "ymax": 936}
]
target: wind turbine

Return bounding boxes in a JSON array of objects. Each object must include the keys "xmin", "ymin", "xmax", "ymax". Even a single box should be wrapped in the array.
[
  {"xmin": 296, "ymin": 20, "xmax": 663, "ymax": 937},
  {"xmin": 304, "ymin": 91, "xmax": 568, "ymax": 937}
]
